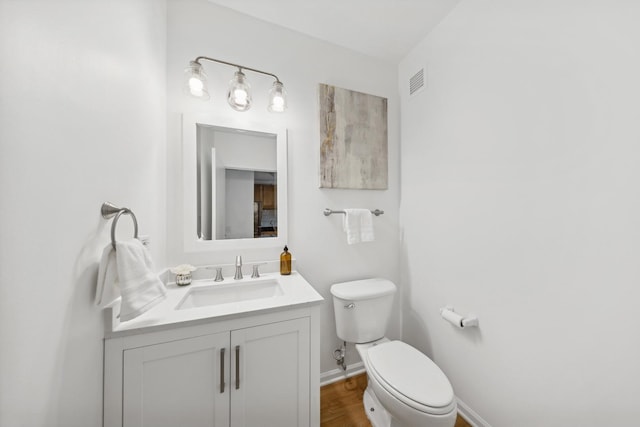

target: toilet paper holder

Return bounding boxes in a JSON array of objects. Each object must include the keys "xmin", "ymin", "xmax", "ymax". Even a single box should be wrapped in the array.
[{"xmin": 440, "ymin": 306, "xmax": 479, "ymax": 329}]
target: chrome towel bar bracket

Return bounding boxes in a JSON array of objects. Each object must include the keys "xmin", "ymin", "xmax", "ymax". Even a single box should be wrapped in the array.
[
  {"xmin": 323, "ymin": 208, "xmax": 384, "ymax": 217},
  {"xmin": 101, "ymin": 202, "xmax": 139, "ymax": 250}
]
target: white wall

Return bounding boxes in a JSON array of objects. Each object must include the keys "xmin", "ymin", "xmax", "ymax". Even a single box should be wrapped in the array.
[
  {"xmin": 399, "ymin": 1, "xmax": 640, "ymax": 426},
  {"xmin": 0, "ymin": 1, "xmax": 166, "ymax": 426},
  {"xmin": 212, "ymin": 130, "xmax": 277, "ymax": 171},
  {"xmin": 166, "ymin": 0, "xmax": 401, "ymax": 374}
]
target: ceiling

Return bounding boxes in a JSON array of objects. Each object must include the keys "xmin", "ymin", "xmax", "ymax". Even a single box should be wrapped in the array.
[{"xmin": 207, "ymin": 0, "xmax": 462, "ymax": 63}]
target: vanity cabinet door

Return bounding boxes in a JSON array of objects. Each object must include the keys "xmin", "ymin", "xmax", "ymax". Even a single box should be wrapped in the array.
[
  {"xmin": 122, "ymin": 332, "xmax": 230, "ymax": 427},
  {"xmin": 230, "ymin": 317, "xmax": 310, "ymax": 427}
]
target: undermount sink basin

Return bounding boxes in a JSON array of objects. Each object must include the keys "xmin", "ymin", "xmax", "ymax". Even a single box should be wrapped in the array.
[{"xmin": 176, "ymin": 279, "xmax": 284, "ymax": 310}]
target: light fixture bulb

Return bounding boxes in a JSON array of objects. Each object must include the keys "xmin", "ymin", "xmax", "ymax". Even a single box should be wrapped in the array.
[
  {"xmin": 188, "ymin": 77, "xmax": 204, "ymax": 95},
  {"xmin": 268, "ymin": 81, "xmax": 287, "ymax": 113},
  {"xmin": 183, "ymin": 61, "xmax": 210, "ymax": 100},
  {"xmin": 232, "ymin": 88, "xmax": 248, "ymax": 104},
  {"xmin": 227, "ymin": 70, "xmax": 252, "ymax": 112}
]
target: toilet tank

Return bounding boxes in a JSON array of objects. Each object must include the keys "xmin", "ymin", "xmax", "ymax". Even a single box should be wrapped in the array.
[{"xmin": 330, "ymin": 278, "xmax": 397, "ymax": 344}]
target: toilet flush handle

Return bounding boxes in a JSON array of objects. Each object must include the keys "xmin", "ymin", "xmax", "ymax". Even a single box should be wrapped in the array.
[{"xmin": 344, "ymin": 303, "xmax": 355, "ymax": 309}]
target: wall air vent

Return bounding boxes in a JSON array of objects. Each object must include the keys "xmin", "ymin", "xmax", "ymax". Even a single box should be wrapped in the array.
[{"xmin": 409, "ymin": 68, "xmax": 425, "ymax": 96}]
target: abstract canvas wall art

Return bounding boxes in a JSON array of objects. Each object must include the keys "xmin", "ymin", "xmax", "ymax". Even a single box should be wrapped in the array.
[{"xmin": 319, "ymin": 84, "xmax": 388, "ymax": 189}]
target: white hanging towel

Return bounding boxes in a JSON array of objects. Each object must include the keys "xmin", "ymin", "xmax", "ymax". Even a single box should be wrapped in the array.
[
  {"xmin": 95, "ymin": 244, "xmax": 119, "ymax": 308},
  {"xmin": 95, "ymin": 238, "xmax": 167, "ymax": 321},
  {"xmin": 115, "ymin": 238, "xmax": 167, "ymax": 321},
  {"xmin": 343, "ymin": 209, "xmax": 375, "ymax": 244}
]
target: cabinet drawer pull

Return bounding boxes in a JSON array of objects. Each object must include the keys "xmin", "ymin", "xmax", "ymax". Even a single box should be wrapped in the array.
[
  {"xmin": 235, "ymin": 345, "xmax": 240, "ymax": 390},
  {"xmin": 220, "ymin": 348, "xmax": 226, "ymax": 393}
]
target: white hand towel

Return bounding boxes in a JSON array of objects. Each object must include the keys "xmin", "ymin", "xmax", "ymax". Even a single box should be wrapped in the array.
[
  {"xmin": 343, "ymin": 209, "xmax": 375, "ymax": 244},
  {"xmin": 343, "ymin": 209, "xmax": 362, "ymax": 244},
  {"xmin": 115, "ymin": 238, "xmax": 167, "ymax": 322},
  {"xmin": 95, "ymin": 244, "xmax": 119, "ymax": 308},
  {"xmin": 360, "ymin": 210, "xmax": 375, "ymax": 243}
]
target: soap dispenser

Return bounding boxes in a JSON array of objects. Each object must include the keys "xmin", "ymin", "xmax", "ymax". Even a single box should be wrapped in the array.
[{"xmin": 280, "ymin": 246, "xmax": 292, "ymax": 275}]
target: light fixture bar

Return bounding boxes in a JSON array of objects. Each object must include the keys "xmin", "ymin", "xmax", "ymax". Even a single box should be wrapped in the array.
[
  {"xmin": 194, "ymin": 56, "xmax": 282, "ymax": 83},
  {"xmin": 186, "ymin": 56, "xmax": 287, "ymax": 112}
]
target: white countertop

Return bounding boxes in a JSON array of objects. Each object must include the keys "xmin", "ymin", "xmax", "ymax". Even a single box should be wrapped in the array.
[{"xmin": 105, "ymin": 271, "xmax": 324, "ymax": 337}]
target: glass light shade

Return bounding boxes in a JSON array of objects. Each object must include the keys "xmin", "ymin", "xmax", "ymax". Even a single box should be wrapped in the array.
[
  {"xmin": 227, "ymin": 70, "xmax": 252, "ymax": 112},
  {"xmin": 267, "ymin": 81, "xmax": 287, "ymax": 113},
  {"xmin": 183, "ymin": 61, "xmax": 210, "ymax": 100}
]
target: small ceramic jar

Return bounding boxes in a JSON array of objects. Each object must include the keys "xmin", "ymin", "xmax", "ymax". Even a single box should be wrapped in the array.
[
  {"xmin": 175, "ymin": 272, "xmax": 192, "ymax": 286},
  {"xmin": 171, "ymin": 264, "xmax": 197, "ymax": 286}
]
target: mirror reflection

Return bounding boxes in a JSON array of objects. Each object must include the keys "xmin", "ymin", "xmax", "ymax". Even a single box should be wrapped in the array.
[{"xmin": 197, "ymin": 124, "xmax": 278, "ymax": 240}]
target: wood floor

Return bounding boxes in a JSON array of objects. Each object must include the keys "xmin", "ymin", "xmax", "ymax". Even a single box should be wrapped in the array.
[{"xmin": 320, "ymin": 373, "xmax": 471, "ymax": 427}]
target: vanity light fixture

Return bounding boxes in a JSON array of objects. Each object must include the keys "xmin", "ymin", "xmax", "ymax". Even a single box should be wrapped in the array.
[{"xmin": 184, "ymin": 56, "xmax": 287, "ymax": 113}]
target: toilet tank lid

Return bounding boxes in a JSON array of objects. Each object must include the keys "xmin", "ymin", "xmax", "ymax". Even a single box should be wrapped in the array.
[{"xmin": 330, "ymin": 278, "xmax": 397, "ymax": 300}]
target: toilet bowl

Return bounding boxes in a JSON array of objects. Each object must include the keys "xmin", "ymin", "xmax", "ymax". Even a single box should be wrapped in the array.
[
  {"xmin": 330, "ymin": 279, "xmax": 457, "ymax": 427},
  {"xmin": 357, "ymin": 340, "xmax": 457, "ymax": 427}
]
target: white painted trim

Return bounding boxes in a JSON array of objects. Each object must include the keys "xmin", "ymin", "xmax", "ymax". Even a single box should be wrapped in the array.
[
  {"xmin": 320, "ymin": 362, "xmax": 365, "ymax": 386},
  {"xmin": 456, "ymin": 397, "xmax": 492, "ymax": 427}
]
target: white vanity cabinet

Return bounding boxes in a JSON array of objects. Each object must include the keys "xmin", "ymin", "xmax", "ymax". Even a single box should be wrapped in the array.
[
  {"xmin": 104, "ymin": 306, "xmax": 319, "ymax": 427},
  {"xmin": 123, "ymin": 331, "xmax": 230, "ymax": 427}
]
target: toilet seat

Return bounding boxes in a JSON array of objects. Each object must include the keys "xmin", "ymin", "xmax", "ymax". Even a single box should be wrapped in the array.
[{"xmin": 366, "ymin": 340, "xmax": 456, "ymax": 416}]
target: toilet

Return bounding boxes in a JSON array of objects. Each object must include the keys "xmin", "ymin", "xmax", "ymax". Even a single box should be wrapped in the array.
[{"xmin": 330, "ymin": 278, "xmax": 457, "ymax": 427}]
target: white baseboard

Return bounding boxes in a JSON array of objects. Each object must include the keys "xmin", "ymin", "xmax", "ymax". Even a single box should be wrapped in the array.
[
  {"xmin": 456, "ymin": 397, "xmax": 492, "ymax": 427},
  {"xmin": 320, "ymin": 362, "xmax": 365, "ymax": 386}
]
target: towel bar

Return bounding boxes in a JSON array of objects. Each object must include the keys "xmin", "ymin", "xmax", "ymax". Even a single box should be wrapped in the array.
[
  {"xmin": 323, "ymin": 208, "xmax": 384, "ymax": 217},
  {"xmin": 101, "ymin": 202, "xmax": 139, "ymax": 250}
]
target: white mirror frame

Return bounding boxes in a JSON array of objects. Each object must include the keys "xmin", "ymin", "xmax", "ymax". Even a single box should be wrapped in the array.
[{"xmin": 182, "ymin": 113, "xmax": 288, "ymax": 252}]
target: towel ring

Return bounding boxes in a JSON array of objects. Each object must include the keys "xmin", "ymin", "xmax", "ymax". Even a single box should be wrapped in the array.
[{"xmin": 101, "ymin": 202, "xmax": 139, "ymax": 250}]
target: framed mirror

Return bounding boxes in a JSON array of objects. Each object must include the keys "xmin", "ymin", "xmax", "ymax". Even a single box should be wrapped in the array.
[{"xmin": 182, "ymin": 114, "xmax": 287, "ymax": 252}]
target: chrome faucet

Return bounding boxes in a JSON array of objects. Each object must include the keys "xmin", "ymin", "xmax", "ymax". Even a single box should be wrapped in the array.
[{"xmin": 234, "ymin": 255, "xmax": 243, "ymax": 280}]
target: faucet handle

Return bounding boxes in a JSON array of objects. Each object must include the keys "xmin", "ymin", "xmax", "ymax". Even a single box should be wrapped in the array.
[
  {"xmin": 251, "ymin": 262, "xmax": 268, "ymax": 278},
  {"xmin": 251, "ymin": 264, "xmax": 261, "ymax": 278},
  {"xmin": 214, "ymin": 267, "xmax": 224, "ymax": 282}
]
